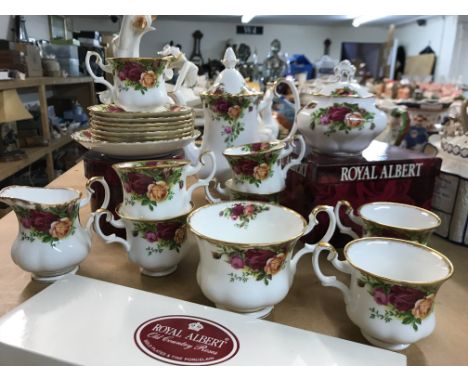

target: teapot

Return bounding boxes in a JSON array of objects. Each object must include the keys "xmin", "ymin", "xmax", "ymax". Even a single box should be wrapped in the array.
[
  {"xmin": 296, "ymin": 60, "xmax": 387, "ymax": 156},
  {"xmin": 0, "ymin": 177, "xmax": 109, "ymax": 282},
  {"xmin": 184, "ymin": 47, "xmax": 300, "ymax": 182}
]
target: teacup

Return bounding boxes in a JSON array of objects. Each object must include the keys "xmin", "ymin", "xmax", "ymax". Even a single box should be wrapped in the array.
[
  {"xmin": 222, "ymin": 135, "xmax": 305, "ymax": 194},
  {"xmin": 187, "ymin": 201, "xmax": 336, "ymax": 318},
  {"xmin": 85, "ymin": 52, "xmax": 174, "ymax": 112},
  {"xmin": 107, "ymin": 151, "xmax": 215, "ymax": 220},
  {"xmin": 335, "ymin": 200, "xmax": 441, "ymax": 244},
  {"xmin": 312, "ymin": 237, "xmax": 453, "ymax": 351},
  {"xmin": 205, "ymin": 178, "xmax": 282, "ymax": 204},
  {"xmin": 94, "ymin": 205, "xmax": 192, "ymax": 277}
]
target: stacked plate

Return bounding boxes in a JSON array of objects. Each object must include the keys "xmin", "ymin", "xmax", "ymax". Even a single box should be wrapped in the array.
[{"xmin": 87, "ymin": 104, "xmax": 195, "ymax": 143}]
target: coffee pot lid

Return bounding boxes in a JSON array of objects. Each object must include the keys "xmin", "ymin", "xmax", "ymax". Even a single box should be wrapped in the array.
[
  {"xmin": 313, "ymin": 60, "xmax": 373, "ymax": 98},
  {"xmin": 207, "ymin": 47, "xmax": 259, "ymax": 96}
]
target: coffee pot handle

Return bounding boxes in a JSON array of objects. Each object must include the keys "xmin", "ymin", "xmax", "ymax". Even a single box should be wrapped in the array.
[
  {"xmin": 81, "ymin": 176, "xmax": 111, "ymax": 233},
  {"xmin": 290, "ymin": 204, "xmax": 336, "ymax": 272},
  {"xmin": 334, "ymin": 200, "xmax": 361, "ymax": 239},
  {"xmin": 273, "ymin": 78, "xmax": 301, "ymax": 141},
  {"xmin": 85, "ymin": 51, "xmax": 115, "ymax": 93},
  {"xmin": 93, "ymin": 209, "xmax": 130, "ymax": 252},
  {"xmin": 185, "ymin": 151, "xmax": 217, "ymax": 204},
  {"xmin": 281, "ymin": 134, "xmax": 306, "ymax": 176}
]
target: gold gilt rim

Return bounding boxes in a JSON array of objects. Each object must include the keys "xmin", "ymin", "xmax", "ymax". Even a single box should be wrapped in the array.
[
  {"xmin": 112, "ymin": 159, "xmax": 191, "ymax": 171},
  {"xmin": 199, "ymin": 91, "xmax": 264, "ymax": 98},
  {"xmin": 187, "ymin": 200, "xmax": 308, "ymax": 248},
  {"xmin": 107, "ymin": 56, "xmax": 173, "ymax": 63},
  {"xmin": 223, "ymin": 141, "xmax": 286, "ymax": 158},
  {"xmin": 115, "ymin": 202, "xmax": 194, "ymax": 222},
  {"xmin": 0, "ymin": 185, "xmax": 82, "ymax": 207},
  {"xmin": 343, "ymin": 237, "xmax": 454, "ymax": 287},
  {"xmin": 357, "ymin": 201, "xmax": 442, "ymax": 232},
  {"xmin": 308, "ymin": 92, "xmax": 374, "ymax": 99}
]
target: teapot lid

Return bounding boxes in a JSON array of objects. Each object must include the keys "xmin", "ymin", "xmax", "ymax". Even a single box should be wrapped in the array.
[
  {"xmin": 207, "ymin": 47, "xmax": 260, "ymax": 96},
  {"xmin": 312, "ymin": 60, "xmax": 373, "ymax": 98}
]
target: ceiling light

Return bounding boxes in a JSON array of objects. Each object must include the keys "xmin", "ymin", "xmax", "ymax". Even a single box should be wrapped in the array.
[
  {"xmin": 352, "ymin": 16, "xmax": 387, "ymax": 27},
  {"xmin": 241, "ymin": 15, "xmax": 255, "ymax": 24}
]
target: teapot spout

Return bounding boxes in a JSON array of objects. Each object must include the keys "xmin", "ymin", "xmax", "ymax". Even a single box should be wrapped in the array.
[{"xmin": 184, "ymin": 142, "xmax": 202, "ymax": 165}]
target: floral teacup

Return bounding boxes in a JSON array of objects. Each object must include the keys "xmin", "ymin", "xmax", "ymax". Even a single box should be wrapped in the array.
[
  {"xmin": 94, "ymin": 205, "xmax": 191, "ymax": 277},
  {"xmin": 107, "ymin": 152, "xmax": 215, "ymax": 220},
  {"xmin": 85, "ymin": 53, "xmax": 174, "ymax": 112},
  {"xmin": 187, "ymin": 201, "xmax": 336, "ymax": 318},
  {"xmin": 222, "ymin": 135, "xmax": 305, "ymax": 194},
  {"xmin": 312, "ymin": 238, "xmax": 453, "ymax": 350},
  {"xmin": 335, "ymin": 200, "xmax": 441, "ymax": 244}
]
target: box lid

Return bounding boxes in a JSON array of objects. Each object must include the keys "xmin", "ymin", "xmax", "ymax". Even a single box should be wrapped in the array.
[{"xmin": 0, "ymin": 275, "xmax": 406, "ymax": 366}]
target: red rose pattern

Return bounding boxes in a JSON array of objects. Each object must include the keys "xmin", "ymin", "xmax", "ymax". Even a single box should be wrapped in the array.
[
  {"xmin": 125, "ymin": 173, "xmax": 154, "ymax": 195},
  {"xmin": 388, "ymin": 285, "xmax": 426, "ymax": 312},
  {"xmin": 244, "ymin": 249, "xmax": 277, "ymax": 271}
]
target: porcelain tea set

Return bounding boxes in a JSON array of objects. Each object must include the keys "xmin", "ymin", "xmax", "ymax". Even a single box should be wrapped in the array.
[{"xmin": 0, "ymin": 24, "xmax": 455, "ymax": 353}]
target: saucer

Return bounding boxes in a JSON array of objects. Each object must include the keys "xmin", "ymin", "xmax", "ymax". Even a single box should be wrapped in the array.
[{"xmin": 72, "ymin": 129, "xmax": 201, "ymax": 158}]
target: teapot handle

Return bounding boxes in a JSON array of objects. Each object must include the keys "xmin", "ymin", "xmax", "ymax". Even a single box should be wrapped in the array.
[
  {"xmin": 281, "ymin": 134, "xmax": 306, "ymax": 176},
  {"xmin": 334, "ymin": 200, "xmax": 362, "ymax": 239},
  {"xmin": 93, "ymin": 209, "xmax": 130, "ymax": 252},
  {"xmin": 85, "ymin": 51, "xmax": 115, "ymax": 93},
  {"xmin": 273, "ymin": 78, "xmax": 301, "ymax": 141},
  {"xmin": 185, "ymin": 151, "xmax": 217, "ymax": 205},
  {"xmin": 81, "ymin": 176, "xmax": 111, "ymax": 233}
]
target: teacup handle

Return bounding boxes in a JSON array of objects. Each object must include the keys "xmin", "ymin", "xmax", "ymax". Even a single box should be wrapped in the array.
[
  {"xmin": 81, "ymin": 176, "xmax": 111, "ymax": 233},
  {"xmin": 204, "ymin": 178, "xmax": 227, "ymax": 204},
  {"xmin": 290, "ymin": 204, "xmax": 336, "ymax": 271},
  {"xmin": 334, "ymin": 200, "xmax": 362, "ymax": 239},
  {"xmin": 85, "ymin": 51, "xmax": 115, "ymax": 93},
  {"xmin": 273, "ymin": 77, "xmax": 301, "ymax": 141},
  {"xmin": 281, "ymin": 134, "xmax": 306, "ymax": 177},
  {"xmin": 185, "ymin": 151, "xmax": 217, "ymax": 205},
  {"xmin": 93, "ymin": 209, "xmax": 130, "ymax": 252},
  {"xmin": 311, "ymin": 242, "xmax": 352, "ymax": 305}
]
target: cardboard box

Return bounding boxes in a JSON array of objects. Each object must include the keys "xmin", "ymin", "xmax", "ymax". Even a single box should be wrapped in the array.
[
  {"xmin": 12, "ymin": 43, "xmax": 43, "ymax": 77},
  {"xmin": 280, "ymin": 141, "xmax": 442, "ymax": 246},
  {"xmin": 0, "ymin": 275, "xmax": 405, "ymax": 366}
]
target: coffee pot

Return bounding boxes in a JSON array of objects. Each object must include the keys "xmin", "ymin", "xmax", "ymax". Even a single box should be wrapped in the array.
[{"xmin": 184, "ymin": 47, "xmax": 300, "ymax": 182}]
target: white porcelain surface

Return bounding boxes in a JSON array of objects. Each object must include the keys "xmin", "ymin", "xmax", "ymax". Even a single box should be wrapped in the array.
[
  {"xmin": 72, "ymin": 129, "xmax": 201, "ymax": 158},
  {"xmin": 0, "ymin": 275, "xmax": 406, "ymax": 365},
  {"xmin": 0, "ymin": 180, "xmax": 109, "ymax": 281},
  {"xmin": 359, "ymin": 202, "xmax": 441, "ymax": 230},
  {"xmin": 188, "ymin": 202, "xmax": 336, "ymax": 317},
  {"xmin": 297, "ymin": 60, "xmax": 387, "ymax": 156},
  {"xmin": 312, "ymin": 238, "xmax": 453, "ymax": 351}
]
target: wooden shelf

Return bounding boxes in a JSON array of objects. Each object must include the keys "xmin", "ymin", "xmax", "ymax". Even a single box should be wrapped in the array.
[
  {"xmin": 0, "ymin": 76, "xmax": 94, "ymax": 91},
  {"xmin": 0, "ymin": 76, "xmax": 96, "ymax": 183},
  {"xmin": 0, "ymin": 133, "xmax": 75, "ymax": 182}
]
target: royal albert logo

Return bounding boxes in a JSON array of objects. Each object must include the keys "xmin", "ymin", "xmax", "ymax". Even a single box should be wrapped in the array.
[{"xmin": 134, "ymin": 315, "xmax": 240, "ymax": 365}]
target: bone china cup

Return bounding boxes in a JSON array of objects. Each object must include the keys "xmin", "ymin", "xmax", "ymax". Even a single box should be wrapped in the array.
[
  {"xmin": 335, "ymin": 201, "xmax": 441, "ymax": 244},
  {"xmin": 111, "ymin": 152, "xmax": 216, "ymax": 220},
  {"xmin": 187, "ymin": 201, "xmax": 336, "ymax": 318},
  {"xmin": 222, "ymin": 135, "xmax": 306, "ymax": 194},
  {"xmin": 312, "ymin": 238, "xmax": 454, "ymax": 351},
  {"xmin": 94, "ymin": 205, "xmax": 191, "ymax": 277},
  {"xmin": 85, "ymin": 53, "xmax": 173, "ymax": 112}
]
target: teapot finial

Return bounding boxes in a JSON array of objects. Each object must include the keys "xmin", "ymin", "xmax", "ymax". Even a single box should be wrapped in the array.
[
  {"xmin": 334, "ymin": 60, "xmax": 356, "ymax": 83},
  {"xmin": 222, "ymin": 47, "xmax": 238, "ymax": 69}
]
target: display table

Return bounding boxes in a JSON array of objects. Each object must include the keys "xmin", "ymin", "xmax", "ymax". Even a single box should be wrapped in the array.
[{"xmin": 0, "ymin": 162, "xmax": 467, "ymax": 365}]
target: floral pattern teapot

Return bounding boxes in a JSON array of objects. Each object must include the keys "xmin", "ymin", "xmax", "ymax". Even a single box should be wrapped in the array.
[{"xmin": 184, "ymin": 47, "xmax": 301, "ymax": 182}]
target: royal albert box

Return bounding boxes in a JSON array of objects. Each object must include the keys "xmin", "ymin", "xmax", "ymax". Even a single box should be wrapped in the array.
[
  {"xmin": 280, "ymin": 140, "xmax": 442, "ymax": 246},
  {"xmin": 0, "ymin": 275, "xmax": 405, "ymax": 366}
]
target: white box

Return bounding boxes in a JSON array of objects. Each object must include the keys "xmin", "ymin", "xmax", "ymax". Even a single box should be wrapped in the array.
[{"xmin": 0, "ymin": 275, "xmax": 406, "ymax": 366}]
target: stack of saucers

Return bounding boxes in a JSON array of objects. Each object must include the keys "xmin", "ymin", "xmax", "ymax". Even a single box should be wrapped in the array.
[{"xmin": 88, "ymin": 104, "xmax": 195, "ymax": 143}]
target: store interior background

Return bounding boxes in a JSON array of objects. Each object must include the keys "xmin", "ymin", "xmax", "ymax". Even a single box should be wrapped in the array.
[{"xmin": 0, "ymin": 15, "xmax": 467, "ymax": 84}]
